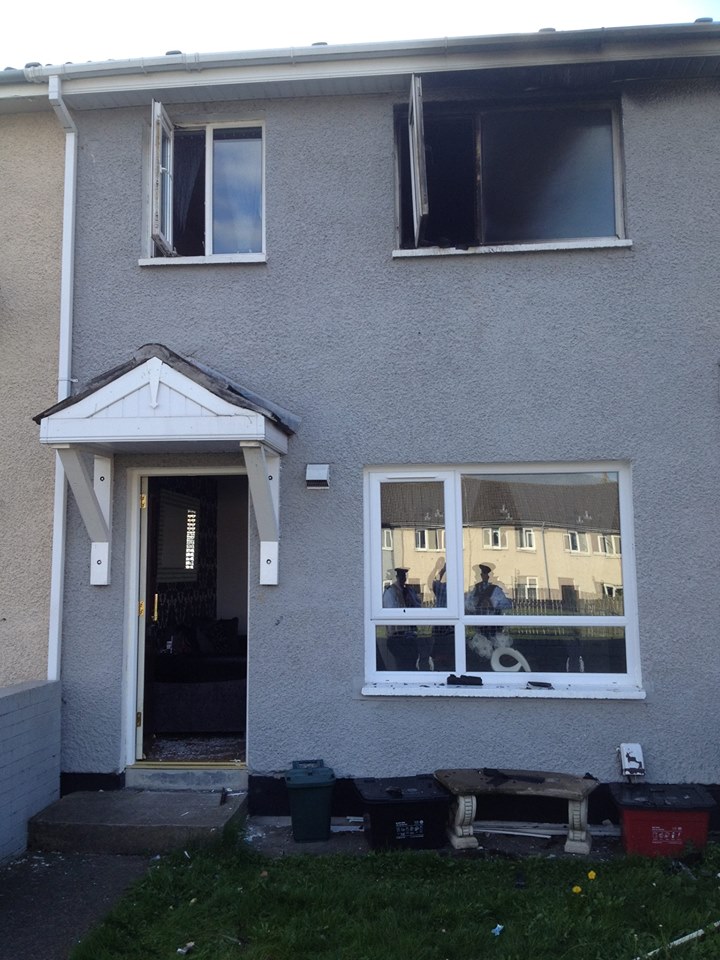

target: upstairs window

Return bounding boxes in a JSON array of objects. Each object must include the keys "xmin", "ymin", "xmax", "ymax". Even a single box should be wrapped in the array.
[
  {"xmin": 566, "ymin": 530, "xmax": 590, "ymax": 554},
  {"xmin": 517, "ymin": 527, "xmax": 536, "ymax": 550},
  {"xmin": 151, "ymin": 101, "xmax": 264, "ymax": 260},
  {"xmin": 398, "ymin": 77, "xmax": 623, "ymax": 250},
  {"xmin": 482, "ymin": 527, "xmax": 507, "ymax": 549}
]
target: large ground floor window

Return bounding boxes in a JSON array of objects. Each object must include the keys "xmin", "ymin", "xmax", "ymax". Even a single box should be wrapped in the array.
[{"xmin": 364, "ymin": 462, "xmax": 640, "ymax": 695}]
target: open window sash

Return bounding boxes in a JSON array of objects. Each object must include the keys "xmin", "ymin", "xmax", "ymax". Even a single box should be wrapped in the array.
[
  {"xmin": 408, "ymin": 75, "xmax": 429, "ymax": 248},
  {"xmin": 150, "ymin": 100, "xmax": 176, "ymax": 257}
]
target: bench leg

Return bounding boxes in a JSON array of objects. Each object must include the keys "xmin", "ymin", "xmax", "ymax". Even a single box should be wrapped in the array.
[
  {"xmin": 447, "ymin": 794, "xmax": 478, "ymax": 849},
  {"xmin": 564, "ymin": 797, "xmax": 592, "ymax": 854}
]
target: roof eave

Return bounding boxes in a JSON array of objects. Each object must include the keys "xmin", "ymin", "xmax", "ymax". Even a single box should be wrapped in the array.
[{"xmin": 3, "ymin": 21, "xmax": 719, "ymax": 97}]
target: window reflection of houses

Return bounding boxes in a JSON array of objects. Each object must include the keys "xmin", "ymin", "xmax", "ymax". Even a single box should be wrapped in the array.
[{"xmin": 380, "ymin": 473, "xmax": 623, "ymax": 614}]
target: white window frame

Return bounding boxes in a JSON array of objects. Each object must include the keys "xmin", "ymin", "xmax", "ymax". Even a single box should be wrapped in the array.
[
  {"xmin": 519, "ymin": 576, "xmax": 539, "ymax": 600},
  {"xmin": 597, "ymin": 533, "xmax": 622, "ymax": 556},
  {"xmin": 603, "ymin": 583, "xmax": 624, "ymax": 598},
  {"xmin": 146, "ymin": 101, "xmax": 266, "ymax": 264},
  {"xmin": 482, "ymin": 526, "xmax": 507, "ymax": 550},
  {"xmin": 150, "ymin": 100, "xmax": 174, "ymax": 257},
  {"xmin": 566, "ymin": 530, "xmax": 590, "ymax": 554},
  {"xmin": 363, "ymin": 462, "xmax": 642, "ymax": 698},
  {"xmin": 518, "ymin": 527, "xmax": 536, "ymax": 550},
  {"xmin": 368, "ymin": 471, "xmax": 458, "ymax": 621},
  {"xmin": 415, "ymin": 527, "xmax": 445, "ymax": 551}
]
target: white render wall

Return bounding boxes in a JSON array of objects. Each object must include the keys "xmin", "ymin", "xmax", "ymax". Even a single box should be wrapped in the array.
[
  {"xmin": 0, "ymin": 682, "xmax": 61, "ymax": 863},
  {"xmin": 60, "ymin": 79, "xmax": 720, "ymax": 785}
]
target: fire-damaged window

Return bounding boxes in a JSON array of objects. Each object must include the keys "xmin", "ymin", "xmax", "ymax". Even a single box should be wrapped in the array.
[
  {"xmin": 150, "ymin": 101, "xmax": 264, "ymax": 260},
  {"xmin": 397, "ymin": 76, "xmax": 623, "ymax": 250}
]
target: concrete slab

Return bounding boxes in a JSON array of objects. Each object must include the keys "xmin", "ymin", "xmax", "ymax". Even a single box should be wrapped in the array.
[{"xmin": 28, "ymin": 789, "xmax": 247, "ymax": 855}]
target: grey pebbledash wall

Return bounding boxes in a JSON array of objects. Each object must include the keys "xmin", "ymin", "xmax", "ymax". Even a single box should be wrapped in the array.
[
  {"xmin": 0, "ymin": 682, "xmax": 61, "ymax": 862},
  {"xmin": 60, "ymin": 78, "xmax": 720, "ymax": 785}
]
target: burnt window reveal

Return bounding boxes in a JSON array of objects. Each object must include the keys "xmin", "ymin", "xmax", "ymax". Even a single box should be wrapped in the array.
[
  {"xmin": 151, "ymin": 101, "xmax": 264, "ymax": 259},
  {"xmin": 398, "ymin": 76, "xmax": 622, "ymax": 250}
]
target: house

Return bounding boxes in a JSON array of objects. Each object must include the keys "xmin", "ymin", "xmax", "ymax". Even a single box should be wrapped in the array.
[
  {"xmin": 0, "ymin": 92, "xmax": 65, "ymax": 859},
  {"xmin": 4, "ymin": 20, "xmax": 720, "ymax": 806}
]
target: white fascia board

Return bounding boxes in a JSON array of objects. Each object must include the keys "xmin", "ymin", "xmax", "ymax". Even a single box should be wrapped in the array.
[
  {"xmin": 41, "ymin": 416, "xmax": 289, "ymax": 453},
  {"xmin": 42, "ymin": 414, "xmax": 265, "ymax": 442}
]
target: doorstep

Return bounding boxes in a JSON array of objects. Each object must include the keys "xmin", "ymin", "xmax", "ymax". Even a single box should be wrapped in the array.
[
  {"xmin": 28, "ymin": 789, "xmax": 247, "ymax": 855},
  {"xmin": 125, "ymin": 763, "xmax": 248, "ymax": 792}
]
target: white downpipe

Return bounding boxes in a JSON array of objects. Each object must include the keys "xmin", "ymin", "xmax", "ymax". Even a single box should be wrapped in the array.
[{"xmin": 46, "ymin": 76, "xmax": 77, "ymax": 682}]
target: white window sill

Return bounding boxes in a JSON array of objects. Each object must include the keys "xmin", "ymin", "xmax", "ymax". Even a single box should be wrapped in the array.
[
  {"xmin": 392, "ymin": 238, "xmax": 633, "ymax": 258},
  {"xmin": 138, "ymin": 253, "xmax": 267, "ymax": 266},
  {"xmin": 361, "ymin": 681, "xmax": 645, "ymax": 700}
]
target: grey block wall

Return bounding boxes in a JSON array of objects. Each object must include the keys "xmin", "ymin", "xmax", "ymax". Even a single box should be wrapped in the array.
[{"xmin": 0, "ymin": 682, "xmax": 61, "ymax": 863}]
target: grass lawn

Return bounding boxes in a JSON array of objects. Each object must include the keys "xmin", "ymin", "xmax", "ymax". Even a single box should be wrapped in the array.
[{"xmin": 70, "ymin": 838, "xmax": 720, "ymax": 960}]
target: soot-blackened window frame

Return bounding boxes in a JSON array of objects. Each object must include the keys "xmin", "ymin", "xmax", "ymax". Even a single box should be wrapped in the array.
[{"xmin": 398, "ymin": 76, "xmax": 625, "ymax": 251}]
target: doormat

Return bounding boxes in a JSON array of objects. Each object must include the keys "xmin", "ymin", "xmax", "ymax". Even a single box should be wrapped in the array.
[{"xmin": 146, "ymin": 735, "xmax": 245, "ymax": 763}]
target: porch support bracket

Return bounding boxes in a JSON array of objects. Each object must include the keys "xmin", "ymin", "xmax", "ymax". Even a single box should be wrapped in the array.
[
  {"xmin": 241, "ymin": 442, "xmax": 280, "ymax": 585},
  {"xmin": 56, "ymin": 447, "xmax": 113, "ymax": 585}
]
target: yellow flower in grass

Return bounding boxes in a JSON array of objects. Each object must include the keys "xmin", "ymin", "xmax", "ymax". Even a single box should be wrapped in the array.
[
  {"xmin": 572, "ymin": 885, "xmax": 582, "ymax": 894},
  {"xmin": 587, "ymin": 870, "xmax": 597, "ymax": 881}
]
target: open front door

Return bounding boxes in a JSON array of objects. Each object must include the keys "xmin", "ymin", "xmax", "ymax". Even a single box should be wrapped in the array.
[{"xmin": 135, "ymin": 473, "xmax": 249, "ymax": 763}]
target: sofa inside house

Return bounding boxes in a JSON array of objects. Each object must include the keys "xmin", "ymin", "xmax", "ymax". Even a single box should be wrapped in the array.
[{"xmin": 145, "ymin": 617, "xmax": 247, "ymax": 733}]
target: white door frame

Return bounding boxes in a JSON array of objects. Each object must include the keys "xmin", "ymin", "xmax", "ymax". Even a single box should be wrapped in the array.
[{"xmin": 122, "ymin": 464, "xmax": 249, "ymax": 768}]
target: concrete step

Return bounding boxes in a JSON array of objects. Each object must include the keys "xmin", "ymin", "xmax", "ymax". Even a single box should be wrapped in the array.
[
  {"xmin": 125, "ymin": 764, "xmax": 248, "ymax": 792},
  {"xmin": 28, "ymin": 789, "xmax": 247, "ymax": 855}
]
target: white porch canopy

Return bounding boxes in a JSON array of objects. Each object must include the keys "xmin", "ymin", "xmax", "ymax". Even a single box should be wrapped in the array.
[{"xmin": 34, "ymin": 344, "xmax": 299, "ymax": 585}]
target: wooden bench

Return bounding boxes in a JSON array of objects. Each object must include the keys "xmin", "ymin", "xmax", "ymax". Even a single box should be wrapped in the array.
[{"xmin": 434, "ymin": 767, "xmax": 599, "ymax": 854}]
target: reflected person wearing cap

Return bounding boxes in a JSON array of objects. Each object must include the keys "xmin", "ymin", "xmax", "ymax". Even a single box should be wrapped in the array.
[
  {"xmin": 383, "ymin": 567, "xmax": 421, "ymax": 610},
  {"xmin": 466, "ymin": 563, "xmax": 512, "ymax": 616}
]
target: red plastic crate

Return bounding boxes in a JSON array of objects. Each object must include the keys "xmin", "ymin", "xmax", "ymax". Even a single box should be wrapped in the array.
[{"xmin": 610, "ymin": 784, "xmax": 715, "ymax": 857}]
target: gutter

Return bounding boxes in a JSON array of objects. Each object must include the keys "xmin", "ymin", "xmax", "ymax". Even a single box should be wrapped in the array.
[
  {"xmin": 9, "ymin": 21, "xmax": 720, "ymax": 87},
  {"xmin": 45, "ymin": 76, "xmax": 77, "ymax": 682},
  {"xmin": 0, "ymin": 68, "xmax": 27, "ymax": 84}
]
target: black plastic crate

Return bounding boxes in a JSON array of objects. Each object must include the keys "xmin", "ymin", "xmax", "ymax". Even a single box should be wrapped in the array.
[{"xmin": 354, "ymin": 775, "xmax": 450, "ymax": 849}]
